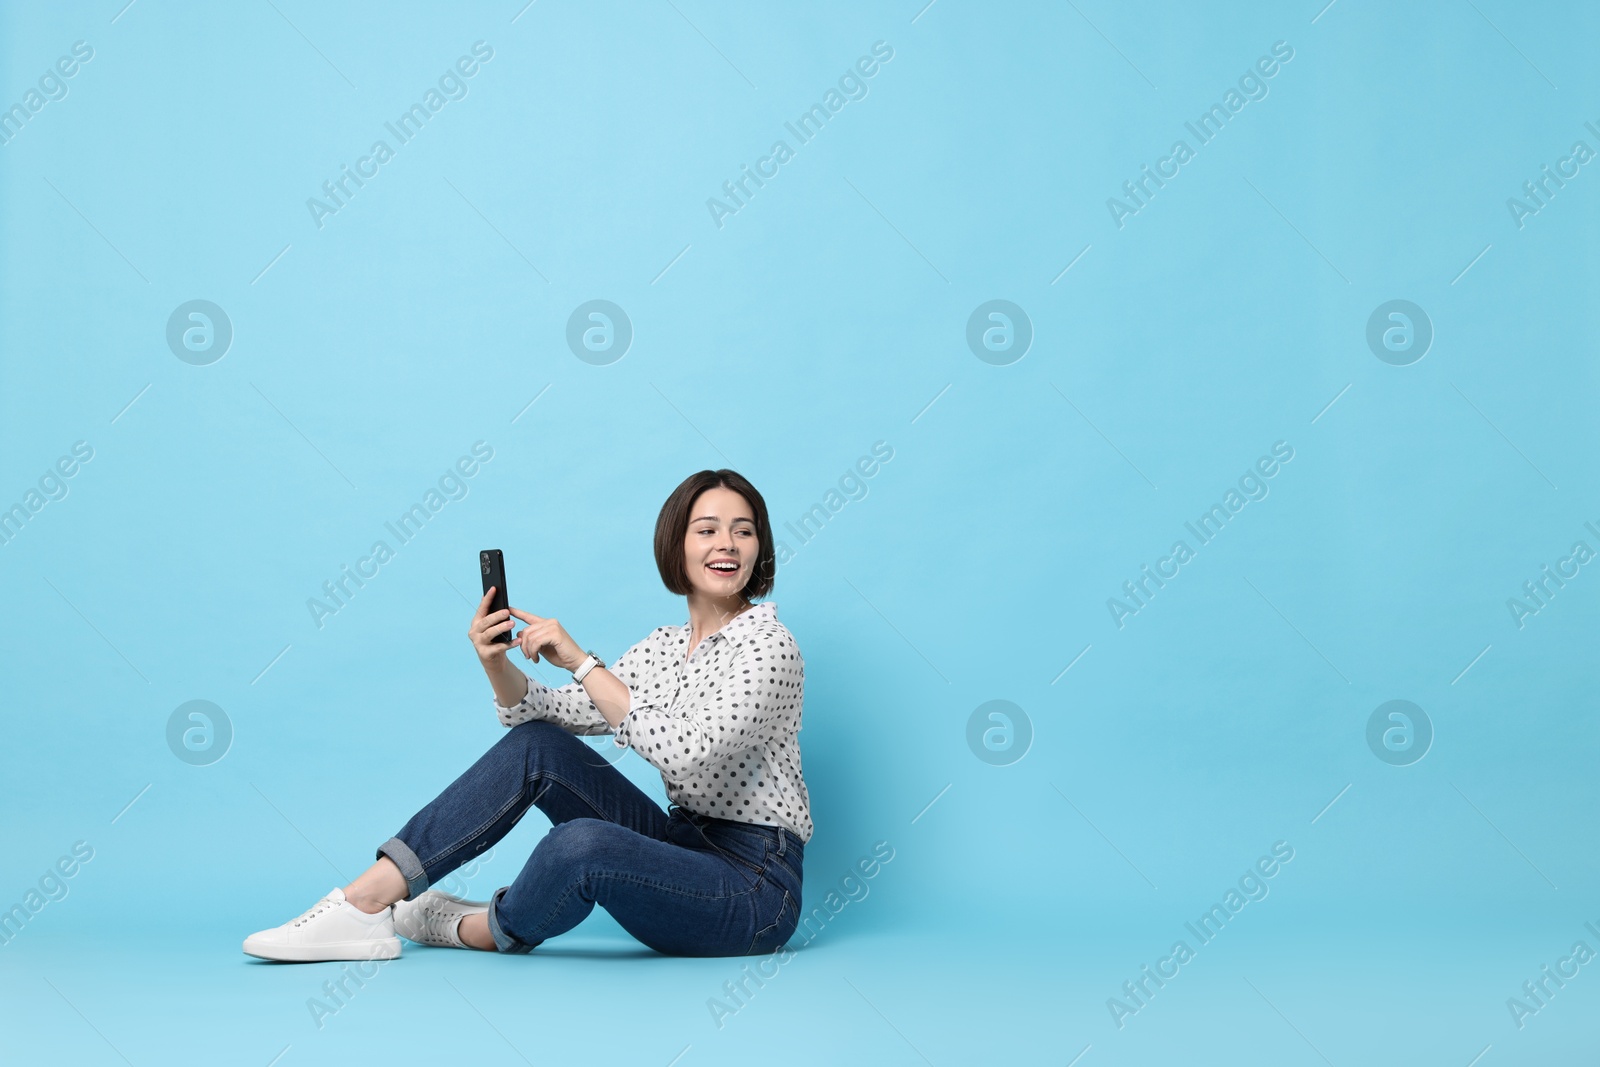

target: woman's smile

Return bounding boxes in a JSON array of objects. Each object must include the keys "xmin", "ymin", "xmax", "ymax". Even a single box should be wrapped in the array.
[{"xmin": 682, "ymin": 485, "xmax": 759, "ymax": 603}]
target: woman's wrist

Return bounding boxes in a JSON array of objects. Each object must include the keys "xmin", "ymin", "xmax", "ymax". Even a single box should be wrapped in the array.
[
  {"xmin": 557, "ymin": 642, "xmax": 590, "ymax": 673},
  {"xmin": 482, "ymin": 653, "xmax": 529, "ymax": 707}
]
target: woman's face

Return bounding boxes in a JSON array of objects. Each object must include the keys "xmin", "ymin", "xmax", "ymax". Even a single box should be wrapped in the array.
[{"xmin": 682, "ymin": 486, "xmax": 758, "ymax": 601}]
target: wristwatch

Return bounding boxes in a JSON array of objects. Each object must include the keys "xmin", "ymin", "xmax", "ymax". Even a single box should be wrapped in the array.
[{"xmin": 572, "ymin": 651, "xmax": 605, "ymax": 683}]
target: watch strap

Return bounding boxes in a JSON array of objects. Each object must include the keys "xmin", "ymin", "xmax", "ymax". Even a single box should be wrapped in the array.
[{"xmin": 572, "ymin": 651, "xmax": 603, "ymax": 683}]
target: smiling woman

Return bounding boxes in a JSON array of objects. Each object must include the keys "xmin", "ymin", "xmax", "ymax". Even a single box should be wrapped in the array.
[
  {"xmin": 245, "ymin": 468, "xmax": 811, "ymax": 963},
  {"xmin": 654, "ymin": 469, "xmax": 778, "ymax": 611}
]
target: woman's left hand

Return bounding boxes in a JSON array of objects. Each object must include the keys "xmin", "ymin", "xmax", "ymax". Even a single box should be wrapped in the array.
[{"xmin": 508, "ymin": 609, "xmax": 587, "ymax": 673}]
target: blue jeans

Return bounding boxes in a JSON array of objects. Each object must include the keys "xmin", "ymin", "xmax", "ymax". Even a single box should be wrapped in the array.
[{"xmin": 376, "ymin": 719, "xmax": 804, "ymax": 956}]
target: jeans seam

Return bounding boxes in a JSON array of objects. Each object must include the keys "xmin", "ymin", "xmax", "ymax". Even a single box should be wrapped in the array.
[
  {"xmin": 746, "ymin": 887, "xmax": 796, "ymax": 955},
  {"xmin": 419, "ymin": 787, "xmax": 527, "ymax": 878},
  {"xmin": 536, "ymin": 769, "xmax": 627, "ymax": 825}
]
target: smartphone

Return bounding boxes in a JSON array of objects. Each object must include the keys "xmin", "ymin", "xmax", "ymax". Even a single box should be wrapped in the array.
[{"xmin": 480, "ymin": 549, "xmax": 512, "ymax": 645}]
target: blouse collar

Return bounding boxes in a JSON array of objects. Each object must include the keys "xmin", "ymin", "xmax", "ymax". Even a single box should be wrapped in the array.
[{"xmin": 680, "ymin": 601, "xmax": 776, "ymax": 648}]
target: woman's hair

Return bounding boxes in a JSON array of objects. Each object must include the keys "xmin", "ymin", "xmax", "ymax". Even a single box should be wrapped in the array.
[{"xmin": 654, "ymin": 469, "xmax": 776, "ymax": 601}]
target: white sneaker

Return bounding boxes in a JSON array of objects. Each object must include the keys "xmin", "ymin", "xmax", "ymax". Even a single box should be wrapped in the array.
[
  {"xmin": 242, "ymin": 887, "xmax": 402, "ymax": 962},
  {"xmin": 392, "ymin": 890, "xmax": 491, "ymax": 949}
]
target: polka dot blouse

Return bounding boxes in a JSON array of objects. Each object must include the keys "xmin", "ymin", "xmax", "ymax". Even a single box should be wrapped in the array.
[{"xmin": 493, "ymin": 602, "xmax": 813, "ymax": 843}]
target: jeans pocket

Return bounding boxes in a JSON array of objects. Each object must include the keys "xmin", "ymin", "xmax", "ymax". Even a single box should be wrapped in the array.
[{"xmin": 746, "ymin": 887, "xmax": 798, "ymax": 956}]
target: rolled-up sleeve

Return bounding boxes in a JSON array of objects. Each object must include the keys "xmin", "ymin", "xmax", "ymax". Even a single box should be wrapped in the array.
[
  {"xmin": 613, "ymin": 630, "xmax": 802, "ymax": 779},
  {"xmin": 494, "ymin": 630, "xmax": 662, "ymax": 735}
]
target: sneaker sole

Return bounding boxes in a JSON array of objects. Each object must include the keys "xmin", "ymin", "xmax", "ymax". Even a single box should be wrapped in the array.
[{"xmin": 242, "ymin": 936, "xmax": 402, "ymax": 963}]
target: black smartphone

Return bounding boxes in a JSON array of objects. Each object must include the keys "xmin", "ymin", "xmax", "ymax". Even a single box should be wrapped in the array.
[{"xmin": 480, "ymin": 549, "xmax": 512, "ymax": 645}]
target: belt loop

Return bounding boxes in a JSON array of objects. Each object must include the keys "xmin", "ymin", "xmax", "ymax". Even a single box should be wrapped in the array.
[{"xmin": 775, "ymin": 827, "xmax": 786, "ymax": 856}]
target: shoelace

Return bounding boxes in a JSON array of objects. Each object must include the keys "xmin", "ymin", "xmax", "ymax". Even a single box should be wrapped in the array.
[
  {"xmin": 291, "ymin": 895, "xmax": 339, "ymax": 928},
  {"xmin": 417, "ymin": 899, "xmax": 462, "ymax": 944}
]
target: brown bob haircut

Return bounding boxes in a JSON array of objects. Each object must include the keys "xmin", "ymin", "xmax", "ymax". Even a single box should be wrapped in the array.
[{"xmin": 654, "ymin": 469, "xmax": 776, "ymax": 602}]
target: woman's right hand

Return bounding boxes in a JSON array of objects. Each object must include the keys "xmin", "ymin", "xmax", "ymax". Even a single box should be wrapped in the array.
[{"xmin": 469, "ymin": 586, "xmax": 517, "ymax": 665}]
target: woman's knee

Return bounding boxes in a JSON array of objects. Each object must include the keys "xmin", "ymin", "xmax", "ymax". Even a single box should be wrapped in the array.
[
  {"xmin": 535, "ymin": 818, "xmax": 640, "ymax": 886},
  {"xmin": 505, "ymin": 718, "xmax": 564, "ymax": 744},
  {"xmin": 499, "ymin": 719, "xmax": 568, "ymax": 764},
  {"xmin": 539, "ymin": 817, "xmax": 611, "ymax": 862}
]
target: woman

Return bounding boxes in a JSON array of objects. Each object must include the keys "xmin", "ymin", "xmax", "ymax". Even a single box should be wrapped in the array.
[{"xmin": 243, "ymin": 469, "xmax": 811, "ymax": 959}]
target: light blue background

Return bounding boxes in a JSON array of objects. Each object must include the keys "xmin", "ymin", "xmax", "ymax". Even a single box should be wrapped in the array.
[{"xmin": 3, "ymin": 1, "xmax": 1598, "ymax": 1063}]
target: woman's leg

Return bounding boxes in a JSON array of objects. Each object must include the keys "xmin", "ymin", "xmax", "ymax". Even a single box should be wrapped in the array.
[
  {"xmin": 485, "ymin": 816, "xmax": 792, "ymax": 957},
  {"xmin": 371, "ymin": 720, "xmax": 669, "ymax": 915},
  {"xmin": 343, "ymin": 856, "xmax": 408, "ymax": 914}
]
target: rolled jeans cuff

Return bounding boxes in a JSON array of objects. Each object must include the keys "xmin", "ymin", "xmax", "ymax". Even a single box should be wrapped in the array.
[
  {"xmin": 376, "ymin": 836, "xmax": 429, "ymax": 902},
  {"xmin": 487, "ymin": 886, "xmax": 538, "ymax": 955}
]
